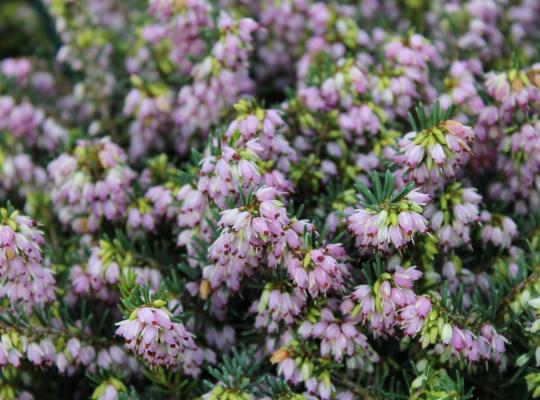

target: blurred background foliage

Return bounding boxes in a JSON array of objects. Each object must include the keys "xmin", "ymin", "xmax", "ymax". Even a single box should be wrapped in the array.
[{"xmin": 0, "ymin": 0, "xmax": 59, "ymax": 59}]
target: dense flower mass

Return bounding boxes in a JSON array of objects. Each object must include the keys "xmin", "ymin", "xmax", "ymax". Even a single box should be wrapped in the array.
[{"xmin": 1, "ymin": 0, "xmax": 540, "ymax": 399}]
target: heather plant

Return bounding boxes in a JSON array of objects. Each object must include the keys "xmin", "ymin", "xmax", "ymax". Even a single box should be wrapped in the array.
[{"xmin": 0, "ymin": 0, "xmax": 540, "ymax": 399}]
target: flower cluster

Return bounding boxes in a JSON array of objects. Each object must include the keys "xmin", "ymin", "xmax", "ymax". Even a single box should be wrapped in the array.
[
  {"xmin": 424, "ymin": 183, "xmax": 482, "ymax": 250},
  {"xmin": 0, "ymin": 208, "xmax": 55, "ymax": 310},
  {"xmin": 341, "ymin": 265, "xmax": 423, "ymax": 336},
  {"xmin": 115, "ymin": 303, "xmax": 200, "ymax": 371},
  {"xmin": 48, "ymin": 137, "xmax": 136, "ymax": 233},
  {"xmin": 395, "ymin": 107, "xmax": 475, "ymax": 188},
  {"xmin": 347, "ymin": 173, "xmax": 430, "ymax": 251}
]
